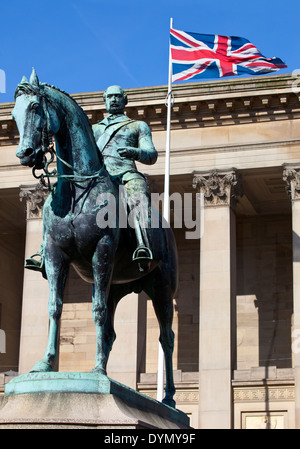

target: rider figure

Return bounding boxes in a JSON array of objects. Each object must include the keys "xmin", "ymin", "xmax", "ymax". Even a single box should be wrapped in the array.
[
  {"xmin": 94, "ymin": 85, "xmax": 157, "ymax": 270},
  {"xmin": 25, "ymin": 85, "xmax": 157, "ymax": 275}
]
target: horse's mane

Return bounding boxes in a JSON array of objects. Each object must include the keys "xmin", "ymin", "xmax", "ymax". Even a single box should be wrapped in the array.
[
  {"xmin": 15, "ymin": 82, "xmax": 92, "ymax": 128},
  {"xmin": 42, "ymin": 83, "xmax": 91, "ymax": 125}
]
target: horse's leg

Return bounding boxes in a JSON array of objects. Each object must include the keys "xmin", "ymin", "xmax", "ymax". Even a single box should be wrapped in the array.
[
  {"xmin": 143, "ymin": 274, "xmax": 176, "ymax": 408},
  {"xmin": 91, "ymin": 284, "xmax": 128, "ymax": 375},
  {"xmin": 30, "ymin": 239, "xmax": 69, "ymax": 372},
  {"xmin": 91, "ymin": 236, "xmax": 116, "ymax": 374}
]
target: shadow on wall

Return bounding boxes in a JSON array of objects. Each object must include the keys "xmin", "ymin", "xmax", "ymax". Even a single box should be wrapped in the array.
[
  {"xmin": 236, "ymin": 215, "xmax": 293, "ymax": 370},
  {"xmin": 293, "ymin": 230, "xmax": 300, "ymax": 262}
]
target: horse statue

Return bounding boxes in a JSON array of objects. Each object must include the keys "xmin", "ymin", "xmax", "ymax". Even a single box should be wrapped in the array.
[{"xmin": 12, "ymin": 69, "xmax": 178, "ymax": 408}]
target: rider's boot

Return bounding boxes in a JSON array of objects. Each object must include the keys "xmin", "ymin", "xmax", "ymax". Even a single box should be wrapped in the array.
[
  {"xmin": 126, "ymin": 183, "xmax": 153, "ymax": 273},
  {"xmin": 131, "ymin": 214, "xmax": 153, "ymax": 272}
]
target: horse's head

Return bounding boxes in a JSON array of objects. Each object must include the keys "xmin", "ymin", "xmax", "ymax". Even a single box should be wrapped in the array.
[{"xmin": 12, "ymin": 68, "xmax": 60, "ymax": 167}]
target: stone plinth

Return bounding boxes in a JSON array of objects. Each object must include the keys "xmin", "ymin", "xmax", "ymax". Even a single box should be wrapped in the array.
[{"xmin": 0, "ymin": 372, "xmax": 190, "ymax": 429}]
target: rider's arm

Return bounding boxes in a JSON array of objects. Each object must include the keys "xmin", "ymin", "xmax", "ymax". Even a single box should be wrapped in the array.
[{"xmin": 117, "ymin": 121, "xmax": 158, "ymax": 165}]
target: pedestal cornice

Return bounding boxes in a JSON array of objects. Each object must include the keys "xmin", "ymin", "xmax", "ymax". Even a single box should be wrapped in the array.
[{"xmin": 1, "ymin": 372, "xmax": 190, "ymax": 429}]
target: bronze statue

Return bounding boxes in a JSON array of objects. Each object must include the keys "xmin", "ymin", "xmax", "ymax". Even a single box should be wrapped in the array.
[
  {"xmin": 12, "ymin": 69, "xmax": 178, "ymax": 408},
  {"xmin": 26, "ymin": 85, "xmax": 156, "ymax": 274}
]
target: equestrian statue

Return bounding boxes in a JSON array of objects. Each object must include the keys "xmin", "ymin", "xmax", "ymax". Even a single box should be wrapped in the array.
[{"xmin": 12, "ymin": 69, "xmax": 178, "ymax": 408}]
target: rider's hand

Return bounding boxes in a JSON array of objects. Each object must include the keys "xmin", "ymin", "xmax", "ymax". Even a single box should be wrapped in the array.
[{"xmin": 117, "ymin": 148, "xmax": 139, "ymax": 160}]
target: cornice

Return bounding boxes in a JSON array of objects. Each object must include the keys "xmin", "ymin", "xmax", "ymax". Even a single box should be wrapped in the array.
[
  {"xmin": 1, "ymin": 73, "xmax": 299, "ymax": 145},
  {"xmin": 72, "ymin": 73, "xmax": 298, "ymax": 105}
]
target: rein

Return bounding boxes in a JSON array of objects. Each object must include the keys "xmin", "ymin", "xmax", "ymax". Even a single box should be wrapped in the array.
[
  {"xmin": 32, "ymin": 95, "xmax": 104, "ymax": 190},
  {"xmin": 33, "ymin": 144, "xmax": 104, "ymax": 190}
]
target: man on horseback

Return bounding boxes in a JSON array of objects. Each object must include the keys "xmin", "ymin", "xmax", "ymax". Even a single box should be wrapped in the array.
[
  {"xmin": 25, "ymin": 85, "xmax": 158, "ymax": 274},
  {"xmin": 93, "ymin": 85, "xmax": 157, "ymax": 271}
]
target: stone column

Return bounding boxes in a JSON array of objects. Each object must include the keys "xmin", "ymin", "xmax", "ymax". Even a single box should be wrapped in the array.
[
  {"xmin": 18, "ymin": 184, "xmax": 49, "ymax": 374},
  {"xmin": 193, "ymin": 169, "xmax": 242, "ymax": 429},
  {"xmin": 283, "ymin": 163, "xmax": 300, "ymax": 427}
]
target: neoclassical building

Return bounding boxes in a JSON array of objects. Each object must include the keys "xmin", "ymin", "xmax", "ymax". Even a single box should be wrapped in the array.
[{"xmin": 0, "ymin": 73, "xmax": 300, "ymax": 429}]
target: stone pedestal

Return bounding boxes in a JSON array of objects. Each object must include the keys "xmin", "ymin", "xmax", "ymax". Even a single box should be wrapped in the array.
[{"xmin": 0, "ymin": 372, "xmax": 190, "ymax": 429}]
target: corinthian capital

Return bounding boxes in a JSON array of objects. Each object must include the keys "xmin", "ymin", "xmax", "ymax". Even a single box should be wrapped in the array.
[
  {"xmin": 19, "ymin": 182, "xmax": 49, "ymax": 219},
  {"xmin": 283, "ymin": 163, "xmax": 300, "ymax": 200},
  {"xmin": 192, "ymin": 168, "xmax": 242, "ymax": 207}
]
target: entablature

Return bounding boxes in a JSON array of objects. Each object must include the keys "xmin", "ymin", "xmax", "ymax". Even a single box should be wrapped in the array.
[{"xmin": 1, "ymin": 73, "xmax": 299, "ymax": 147}]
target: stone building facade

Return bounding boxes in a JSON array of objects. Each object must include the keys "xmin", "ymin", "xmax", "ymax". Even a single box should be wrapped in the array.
[{"xmin": 0, "ymin": 73, "xmax": 300, "ymax": 429}]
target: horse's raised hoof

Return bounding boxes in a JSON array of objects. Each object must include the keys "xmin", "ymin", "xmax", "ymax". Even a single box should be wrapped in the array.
[
  {"xmin": 30, "ymin": 359, "xmax": 53, "ymax": 373},
  {"xmin": 162, "ymin": 397, "xmax": 176, "ymax": 409}
]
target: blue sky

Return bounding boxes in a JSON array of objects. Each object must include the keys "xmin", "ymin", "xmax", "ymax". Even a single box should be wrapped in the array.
[{"xmin": 0, "ymin": 0, "xmax": 298, "ymax": 103}]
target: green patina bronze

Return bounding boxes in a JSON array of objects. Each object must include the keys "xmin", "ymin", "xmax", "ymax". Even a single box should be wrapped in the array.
[{"xmin": 11, "ymin": 69, "xmax": 178, "ymax": 408}]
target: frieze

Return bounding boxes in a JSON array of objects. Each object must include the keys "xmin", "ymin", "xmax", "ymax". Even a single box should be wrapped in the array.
[
  {"xmin": 138, "ymin": 388, "xmax": 199, "ymax": 404},
  {"xmin": 234, "ymin": 386, "xmax": 294, "ymax": 402}
]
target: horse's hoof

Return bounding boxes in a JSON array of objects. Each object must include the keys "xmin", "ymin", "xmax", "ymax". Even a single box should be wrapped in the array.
[
  {"xmin": 162, "ymin": 397, "xmax": 176, "ymax": 408},
  {"xmin": 91, "ymin": 366, "xmax": 107, "ymax": 375},
  {"xmin": 30, "ymin": 360, "xmax": 53, "ymax": 373}
]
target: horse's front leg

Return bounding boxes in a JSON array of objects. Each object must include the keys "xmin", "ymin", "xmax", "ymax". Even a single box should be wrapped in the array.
[
  {"xmin": 30, "ymin": 239, "xmax": 69, "ymax": 373},
  {"xmin": 91, "ymin": 236, "xmax": 116, "ymax": 375}
]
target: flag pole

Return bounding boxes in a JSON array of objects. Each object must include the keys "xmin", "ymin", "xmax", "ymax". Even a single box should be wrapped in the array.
[
  {"xmin": 163, "ymin": 17, "xmax": 173, "ymax": 223},
  {"xmin": 157, "ymin": 17, "xmax": 173, "ymax": 404}
]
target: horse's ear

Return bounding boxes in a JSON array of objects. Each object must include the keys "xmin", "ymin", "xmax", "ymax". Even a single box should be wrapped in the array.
[
  {"xmin": 29, "ymin": 68, "xmax": 39, "ymax": 86},
  {"xmin": 20, "ymin": 75, "xmax": 28, "ymax": 84}
]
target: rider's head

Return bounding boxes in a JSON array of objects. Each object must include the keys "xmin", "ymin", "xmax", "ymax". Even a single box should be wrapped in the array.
[{"xmin": 103, "ymin": 85, "xmax": 128, "ymax": 115}]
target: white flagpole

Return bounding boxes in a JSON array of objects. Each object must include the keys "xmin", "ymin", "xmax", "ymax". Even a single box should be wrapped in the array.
[{"xmin": 157, "ymin": 17, "xmax": 173, "ymax": 404}]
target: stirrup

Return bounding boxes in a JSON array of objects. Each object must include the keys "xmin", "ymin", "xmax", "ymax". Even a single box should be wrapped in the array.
[
  {"xmin": 132, "ymin": 246, "xmax": 153, "ymax": 273},
  {"xmin": 25, "ymin": 252, "xmax": 47, "ymax": 279}
]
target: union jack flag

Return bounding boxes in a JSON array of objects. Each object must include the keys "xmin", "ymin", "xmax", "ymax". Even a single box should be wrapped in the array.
[{"xmin": 170, "ymin": 28, "xmax": 287, "ymax": 82}]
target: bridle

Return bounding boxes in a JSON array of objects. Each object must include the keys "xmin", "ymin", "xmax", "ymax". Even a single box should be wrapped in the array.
[{"xmin": 31, "ymin": 91, "xmax": 104, "ymax": 191}]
